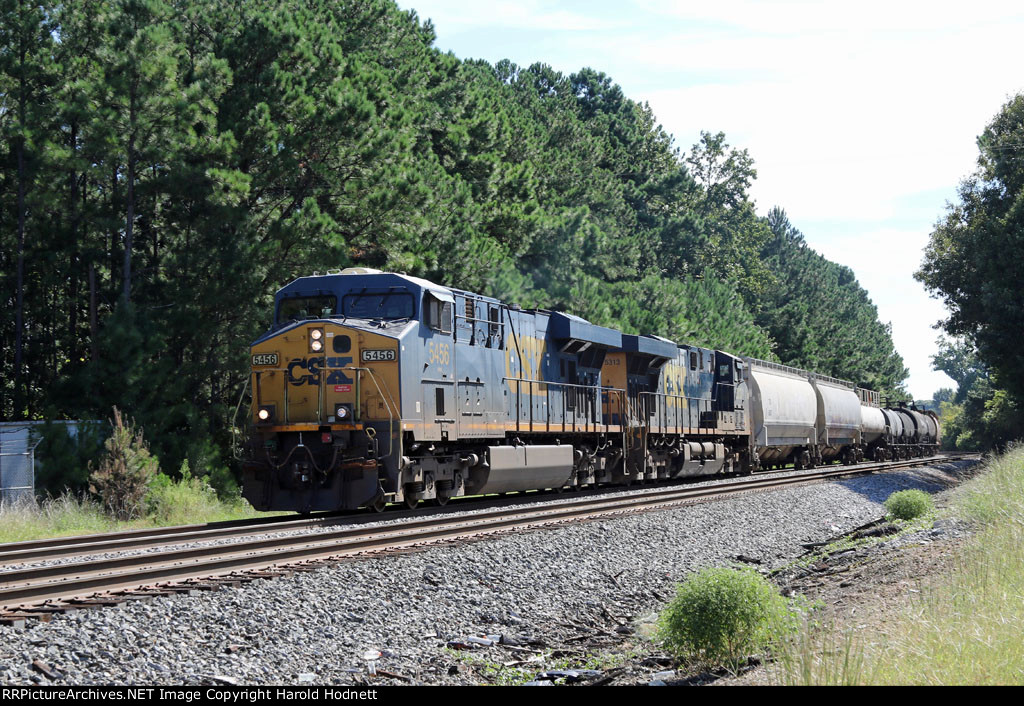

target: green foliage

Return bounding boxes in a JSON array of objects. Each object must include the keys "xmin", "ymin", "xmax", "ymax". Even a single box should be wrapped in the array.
[
  {"xmin": 932, "ymin": 337, "xmax": 1023, "ymax": 450},
  {"xmin": 884, "ymin": 489, "xmax": 934, "ymax": 521},
  {"xmin": 917, "ymin": 94, "xmax": 1024, "ymax": 440},
  {"xmin": 33, "ymin": 420, "xmax": 104, "ymax": 494},
  {"xmin": 0, "ymin": 0, "xmax": 908, "ymax": 474},
  {"xmin": 145, "ymin": 460, "xmax": 223, "ymax": 525},
  {"xmin": 657, "ymin": 566, "xmax": 804, "ymax": 670},
  {"xmin": 88, "ymin": 407, "xmax": 160, "ymax": 520},
  {"xmin": 757, "ymin": 208, "xmax": 908, "ymax": 397}
]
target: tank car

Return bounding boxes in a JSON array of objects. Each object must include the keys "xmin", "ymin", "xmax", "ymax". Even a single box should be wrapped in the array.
[
  {"xmin": 858, "ymin": 389, "xmax": 889, "ymax": 461},
  {"xmin": 743, "ymin": 360, "xmax": 889, "ymax": 469},
  {"xmin": 745, "ymin": 360, "xmax": 818, "ymax": 470}
]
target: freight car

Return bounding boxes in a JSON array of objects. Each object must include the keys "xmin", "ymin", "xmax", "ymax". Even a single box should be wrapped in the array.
[{"xmin": 241, "ymin": 269, "xmax": 939, "ymax": 513}]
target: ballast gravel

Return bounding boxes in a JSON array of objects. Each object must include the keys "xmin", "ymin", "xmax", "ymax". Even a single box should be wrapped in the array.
[
  {"xmin": 0, "ymin": 460, "xmax": 975, "ymax": 685},
  {"xmin": 0, "ymin": 463, "xmax": 882, "ymax": 573}
]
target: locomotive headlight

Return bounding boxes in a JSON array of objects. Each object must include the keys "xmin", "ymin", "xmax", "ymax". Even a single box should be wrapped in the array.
[
  {"xmin": 308, "ymin": 328, "xmax": 324, "ymax": 353},
  {"xmin": 257, "ymin": 405, "xmax": 274, "ymax": 422},
  {"xmin": 336, "ymin": 405, "xmax": 349, "ymax": 419}
]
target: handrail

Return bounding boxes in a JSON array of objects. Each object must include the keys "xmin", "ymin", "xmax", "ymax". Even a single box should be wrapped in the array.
[
  {"xmin": 638, "ymin": 390, "xmax": 719, "ymax": 432},
  {"xmin": 252, "ymin": 364, "xmax": 397, "ymax": 457},
  {"xmin": 503, "ymin": 377, "xmax": 626, "ymax": 435},
  {"xmin": 746, "ymin": 356, "xmax": 857, "ymax": 390}
]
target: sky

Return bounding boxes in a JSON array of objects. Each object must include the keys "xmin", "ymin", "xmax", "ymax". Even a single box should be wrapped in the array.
[{"xmin": 399, "ymin": 0, "xmax": 1024, "ymax": 399}]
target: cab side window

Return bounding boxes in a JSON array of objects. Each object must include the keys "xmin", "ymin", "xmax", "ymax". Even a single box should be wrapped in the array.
[
  {"xmin": 426, "ymin": 294, "xmax": 453, "ymax": 334},
  {"xmin": 487, "ymin": 306, "xmax": 502, "ymax": 348}
]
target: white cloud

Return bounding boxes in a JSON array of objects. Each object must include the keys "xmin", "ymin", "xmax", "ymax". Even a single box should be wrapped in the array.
[{"xmin": 603, "ymin": 17, "xmax": 1024, "ymax": 221}]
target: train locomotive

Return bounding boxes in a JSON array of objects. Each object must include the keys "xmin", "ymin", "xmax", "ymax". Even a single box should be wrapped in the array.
[{"xmin": 241, "ymin": 268, "xmax": 940, "ymax": 513}]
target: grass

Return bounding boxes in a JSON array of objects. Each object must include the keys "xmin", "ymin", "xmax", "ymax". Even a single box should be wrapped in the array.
[
  {"xmin": 0, "ymin": 494, "xmax": 128, "ymax": 544},
  {"xmin": 773, "ymin": 445, "xmax": 1024, "ymax": 685},
  {"xmin": 0, "ymin": 480, "xmax": 279, "ymax": 545}
]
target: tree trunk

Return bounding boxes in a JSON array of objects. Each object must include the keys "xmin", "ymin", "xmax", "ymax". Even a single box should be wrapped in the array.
[
  {"xmin": 123, "ymin": 90, "xmax": 136, "ymax": 302},
  {"xmin": 13, "ymin": 31, "xmax": 28, "ymax": 417},
  {"xmin": 69, "ymin": 122, "xmax": 80, "ymax": 363},
  {"xmin": 89, "ymin": 263, "xmax": 98, "ymax": 360}
]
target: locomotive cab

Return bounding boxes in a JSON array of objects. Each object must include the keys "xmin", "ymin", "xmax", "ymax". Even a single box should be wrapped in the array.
[{"xmin": 243, "ymin": 268, "xmax": 438, "ymax": 512}]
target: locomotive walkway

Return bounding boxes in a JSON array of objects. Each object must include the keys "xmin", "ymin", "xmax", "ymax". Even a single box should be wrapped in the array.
[{"xmin": 0, "ymin": 454, "xmax": 975, "ymax": 626}]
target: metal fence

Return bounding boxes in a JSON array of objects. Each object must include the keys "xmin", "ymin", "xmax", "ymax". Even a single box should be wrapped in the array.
[{"xmin": 0, "ymin": 425, "xmax": 37, "ymax": 506}]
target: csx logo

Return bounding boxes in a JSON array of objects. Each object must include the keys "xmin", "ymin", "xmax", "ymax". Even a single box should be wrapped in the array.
[{"xmin": 287, "ymin": 357, "xmax": 353, "ymax": 386}]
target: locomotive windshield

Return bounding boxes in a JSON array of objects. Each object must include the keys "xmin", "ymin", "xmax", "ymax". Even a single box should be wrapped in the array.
[
  {"xmin": 277, "ymin": 295, "xmax": 337, "ymax": 323},
  {"xmin": 341, "ymin": 291, "xmax": 414, "ymax": 320}
]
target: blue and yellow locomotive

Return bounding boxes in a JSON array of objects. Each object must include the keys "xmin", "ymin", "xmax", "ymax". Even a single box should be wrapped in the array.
[{"xmin": 241, "ymin": 268, "xmax": 752, "ymax": 512}]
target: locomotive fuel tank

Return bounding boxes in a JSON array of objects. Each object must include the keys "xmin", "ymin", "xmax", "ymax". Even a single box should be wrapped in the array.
[{"xmin": 465, "ymin": 445, "xmax": 575, "ymax": 495}]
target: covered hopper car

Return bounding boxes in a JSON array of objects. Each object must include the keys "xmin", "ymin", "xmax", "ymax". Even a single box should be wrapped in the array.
[{"xmin": 241, "ymin": 269, "xmax": 938, "ymax": 513}]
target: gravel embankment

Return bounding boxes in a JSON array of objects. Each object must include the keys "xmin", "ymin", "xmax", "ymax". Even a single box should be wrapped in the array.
[{"xmin": 0, "ymin": 460, "xmax": 975, "ymax": 685}]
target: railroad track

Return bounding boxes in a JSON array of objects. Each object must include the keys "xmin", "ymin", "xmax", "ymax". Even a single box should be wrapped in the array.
[{"xmin": 0, "ymin": 453, "xmax": 976, "ymax": 626}]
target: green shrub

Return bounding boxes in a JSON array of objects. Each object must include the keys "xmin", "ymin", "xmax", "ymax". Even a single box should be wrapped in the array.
[
  {"xmin": 884, "ymin": 489, "xmax": 934, "ymax": 521},
  {"xmin": 204, "ymin": 464, "xmax": 241, "ymax": 501},
  {"xmin": 657, "ymin": 566, "xmax": 804, "ymax": 670},
  {"xmin": 145, "ymin": 461, "xmax": 224, "ymax": 525},
  {"xmin": 88, "ymin": 408, "xmax": 160, "ymax": 520}
]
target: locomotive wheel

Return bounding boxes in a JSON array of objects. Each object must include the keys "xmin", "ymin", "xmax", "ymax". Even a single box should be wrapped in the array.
[
  {"xmin": 370, "ymin": 494, "xmax": 387, "ymax": 513},
  {"xmin": 403, "ymin": 482, "xmax": 424, "ymax": 510},
  {"xmin": 434, "ymin": 480, "xmax": 453, "ymax": 506}
]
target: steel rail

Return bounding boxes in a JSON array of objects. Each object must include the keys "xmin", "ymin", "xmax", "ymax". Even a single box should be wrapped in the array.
[
  {"xmin": 0, "ymin": 454, "xmax": 971, "ymax": 611},
  {"xmin": 0, "ymin": 511, "xmax": 360, "ymax": 567},
  {"xmin": 0, "ymin": 452, "xmax": 971, "ymax": 567}
]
